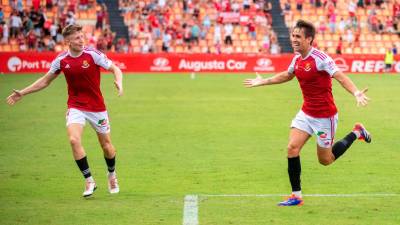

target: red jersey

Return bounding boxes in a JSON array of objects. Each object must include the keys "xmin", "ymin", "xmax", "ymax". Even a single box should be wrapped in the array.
[
  {"xmin": 49, "ymin": 47, "xmax": 112, "ymax": 112},
  {"xmin": 288, "ymin": 48, "xmax": 339, "ymax": 118}
]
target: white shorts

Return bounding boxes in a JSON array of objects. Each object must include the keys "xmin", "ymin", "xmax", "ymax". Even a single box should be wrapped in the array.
[
  {"xmin": 66, "ymin": 108, "xmax": 111, "ymax": 134},
  {"xmin": 290, "ymin": 110, "xmax": 338, "ymax": 148}
]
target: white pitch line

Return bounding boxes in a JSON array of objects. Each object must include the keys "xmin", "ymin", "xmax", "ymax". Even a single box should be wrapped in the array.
[
  {"xmin": 201, "ymin": 193, "xmax": 399, "ymax": 197},
  {"xmin": 183, "ymin": 195, "xmax": 199, "ymax": 225}
]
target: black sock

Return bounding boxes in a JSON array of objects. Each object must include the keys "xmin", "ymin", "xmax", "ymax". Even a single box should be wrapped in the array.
[
  {"xmin": 288, "ymin": 156, "xmax": 301, "ymax": 192},
  {"xmin": 332, "ymin": 132, "xmax": 357, "ymax": 160},
  {"xmin": 75, "ymin": 156, "xmax": 91, "ymax": 179},
  {"xmin": 104, "ymin": 156, "xmax": 116, "ymax": 173}
]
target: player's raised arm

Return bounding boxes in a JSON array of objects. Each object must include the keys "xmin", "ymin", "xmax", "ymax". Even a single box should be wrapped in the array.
[
  {"xmin": 333, "ymin": 71, "xmax": 370, "ymax": 107},
  {"xmin": 108, "ymin": 63, "xmax": 123, "ymax": 96},
  {"xmin": 6, "ymin": 72, "xmax": 58, "ymax": 105},
  {"xmin": 243, "ymin": 71, "xmax": 295, "ymax": 88}
]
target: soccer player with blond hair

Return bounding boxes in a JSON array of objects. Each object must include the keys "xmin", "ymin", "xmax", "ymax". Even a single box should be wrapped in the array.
[{"xmin": 7, "ymin": 24, "xmax": 123, "ymax": 197}]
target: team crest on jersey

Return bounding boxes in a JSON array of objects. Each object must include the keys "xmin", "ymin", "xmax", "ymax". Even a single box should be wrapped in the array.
[
  {"xmin": 304, "ymin": 63, "xmax": 311, "ymax": 71},
  {"xmin": 82, "ymin": 60, "xmax": 90, "ymax": 69}
]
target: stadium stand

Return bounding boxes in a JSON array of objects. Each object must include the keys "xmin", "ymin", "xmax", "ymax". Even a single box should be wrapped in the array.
[{"xmin": 282, "ymin": 0, "xmax": 400, "ymax": 54}]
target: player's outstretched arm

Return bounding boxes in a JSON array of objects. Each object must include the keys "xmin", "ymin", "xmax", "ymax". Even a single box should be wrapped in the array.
[
  {"xmin": 243, "ymin": 71, "xmax": 295, "ymax": 88},
  {"xmin": 108, "ymin": 63, "xmax": 123, "ymax": 96},
  {"xmin": 6, "ymin": 72, "xmax": 58, "ymax": 105},
  {"xmin": 333, "ymin": 71, "xmax": 370, "ymax": 107}
]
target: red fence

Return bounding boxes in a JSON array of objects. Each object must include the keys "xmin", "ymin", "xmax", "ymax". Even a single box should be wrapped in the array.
[{"xmin": 0, "ymin": 53, "xmax": 398, "ymax": 73}]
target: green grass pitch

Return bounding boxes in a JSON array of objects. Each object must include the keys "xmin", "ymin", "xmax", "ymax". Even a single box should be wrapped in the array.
[{"xmin": 0, "ymin": 73, "xmax": 399, "ymax": 225}]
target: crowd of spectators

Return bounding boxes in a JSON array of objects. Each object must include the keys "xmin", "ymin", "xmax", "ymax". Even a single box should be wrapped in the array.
[
  {"xmin": 0, "ymin": 0, "xmax": 110, "ymax": 52},
  {"xmin": 282, "ymin": 0, "xmax": 400, "ymax": 54},
  {"xmin": 120, "ymin": 0, "xmax": 281, "ymax": 54}
]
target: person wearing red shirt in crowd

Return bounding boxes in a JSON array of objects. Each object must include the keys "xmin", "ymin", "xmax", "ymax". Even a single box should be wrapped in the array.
[
  {"xmin": 244, "ymin": 20, "xmax": 371, "ymax": 206},
  {"xmin": 393, "ymin": 1, "xmax": 400, "ymax": 19},
  {"xmin": 27, "ymin": 30, "xmax": 37, "ymax": 49},
  {"xmin": 6, "ymin": 24, "xmax": 123, "ymax": 198}
]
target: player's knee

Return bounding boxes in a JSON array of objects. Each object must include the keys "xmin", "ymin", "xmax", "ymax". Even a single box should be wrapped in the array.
[
  {"xmin": 68, "ymin": 136, "xmax": 81, "ymax": 147},
  {"xmin": 287, "ymin": 144, "xmax": 300, "ymax": 157},
  {"xmin": 100, "ymin": 141, "xmax": 113, "ymax": 151}
]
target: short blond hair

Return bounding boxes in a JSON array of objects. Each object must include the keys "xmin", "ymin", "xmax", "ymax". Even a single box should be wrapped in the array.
[{"xmin": 62, "ymin": 24, "xmax": 83, "ymax": 38}]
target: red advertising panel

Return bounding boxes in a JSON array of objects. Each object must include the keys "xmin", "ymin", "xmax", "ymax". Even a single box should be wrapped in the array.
[{"xmin": 0, "ymin": 52, "xmax": 398, "ymax": 73}]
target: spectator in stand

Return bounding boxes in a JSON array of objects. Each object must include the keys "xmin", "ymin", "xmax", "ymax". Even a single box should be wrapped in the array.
[
  {"xmin": 0, "ymin": 8, "xmax": 4, "ymax": 23},
  {"xmin": 328, "ymin": 11, "xmax": 336, "ymax": 33},
  {"xmin": 66, "ymin": 12, "xmax": 76, "ymax": 26},
  {"xmin": 263, "ymin": 0, "xmax": 272, "ymax": 25},
  {"xmin": 191, "ymin": 22, "xmax": 200, "ymax": 45},
  {"xmin": 183, "ymin": 23, "xmax": 191, "ymax": 49},
  {"xmin": 296, "ymin": 0, "xmax": 304, "ymax": 14},
  {"xmin": 338, "ymin": 17, "xmax": 346, "ymax": 34},
  {"xmin": 17, "ymin": 32, "xmax": 27, "ymax": 51},
  {"xmin": 393, "ymin": 44, "xmax": 398, "ymax": 55},
  {"xmin": 46, "ymin": 0, "xmax": 53, "ymax": 9},
  {"xmin": 345, "ymin": 28, "xmax": 354, "ymax": 47},
  {"xmin": 47, "ymin": 38, "xmax": 56, "ymax": 51},
  {"xmin": 232, "ymin": 0, "xmax": 240, "ymax": 12},
  {"xmin": 247, "ymin": 19, "xmax": 256, "ymax": 40},
  {"xmin": 270, "ymin": 38, "xmax": 280, "ymax": 54},
  {"xmin": 79, "ymin": 0, "xmax": 89, "ymax": 11},
  {"xmin": 262, "ymin": 31, "xmax": 271, "ymax": 53},
  {"xmin": 243, "ymin": 0, "xmax": 250, "ymax": 10},
  {"xmin": 162, "ymin": 30, "xmax": 172, "ymax": 52},
  {"xmin": 10, "ymin": 11, "xmax": 23, "ymax": 38},
  {"xmin": 1, "ymin": 21, "xmax": 9, "ymax": 44},
  {"xmin": 27, "ymin": 30, "xmax": 37, "ymax": 50},
  {"xmin": 386, "ymin": 16, "xmax": 395, "ymax": 33},
  {"xmin": 348, "ymin": 0, "xmax": 357, "ymax": 19},
  {"xmin": 318, "ymin": 20, "xmax": 327, "ymax": 34},
  {"xmin": 58, "ymin": 0, "xmax": 67, "ymax": 18},
  {"xmin": 357, "ymin": 0, "xmax": 364, "ymax": 8},
  {"xmin": 96, "ymin": 8, "xmax": 105, "ymax": 30},
  {"xmin": 16, "ymin": 0, "xmax": 24, "ymax": 13},
  {"xmin": 213, "ymin": 23, "xmax": 222, "ymax": 45},
  {"xmin": 224, "ymin": 22, "xmax": 233, "ymax": 45},
  {"xmin": 22, "ymin": 14, "xmax": 34, "ymax": 35},
  {"xmin": 336, "ymin": 37, "xmax": 343, "ymax": 54},
  {"xmin": 282, "ymin": 1, "xmax": 292, "ymax": 16},
  {"xmin": 394, "ymin": 1, "xmax": 400, "ymax": 19},
  {"xmin": 50, "ymin": 20, "xmax": 58, "ymax": 41}
]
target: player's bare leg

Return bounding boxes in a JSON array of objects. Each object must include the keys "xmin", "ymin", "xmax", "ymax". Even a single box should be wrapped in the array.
[
  {"xmin": 278, "ymin": 128, "xmax": 310, "ymax": 206},
  {"xmin": 321, "ymin": 123, "xmax": 372, "ymax": 165},
  {"xmin": 97, "ymin": 132, "xmax": 119, "ymax": 194},
  {"xmin": 317, "ymin": 145, "xmax": 335, "ymax": 166},
  {"xmin": 67, "ymin": 124, "xmax": 96, "ymax": 197}
]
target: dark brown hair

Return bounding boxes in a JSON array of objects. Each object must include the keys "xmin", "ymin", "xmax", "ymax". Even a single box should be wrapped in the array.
[
  {"xmin": 294, "ymin": 20, "xmax": 316, "ymax": 44},
  {"xmin": 62, "ymin": 24, "xmax": 83, "ymax": 38}
]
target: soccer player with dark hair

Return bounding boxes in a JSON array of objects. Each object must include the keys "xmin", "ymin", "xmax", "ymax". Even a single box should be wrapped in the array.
[
  {"xmin": 6, "ymin": 24, "xmax": 123, "ymax": 197},
  {"xmin": 244, "ymin": 20, "xmax": 371, "ymax": 206}
]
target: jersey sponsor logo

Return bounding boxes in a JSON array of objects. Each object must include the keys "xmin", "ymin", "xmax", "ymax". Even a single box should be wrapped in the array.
[
  {"xmin": 65, "ymin": 64, "xmax": 70, "ymax": 69},
  {"xmin": 82, "ymin": 60, "xmax": 90, "ymax": 69}
]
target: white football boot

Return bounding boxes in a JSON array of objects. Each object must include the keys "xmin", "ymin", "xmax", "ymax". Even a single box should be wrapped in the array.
[
  {"xmin": 108, "ymin": 172, "xmax": 119, "ymax": 194},
  {"xmin": 83, "ymin": 180, "xmax": 97, "ymax": 197}
]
